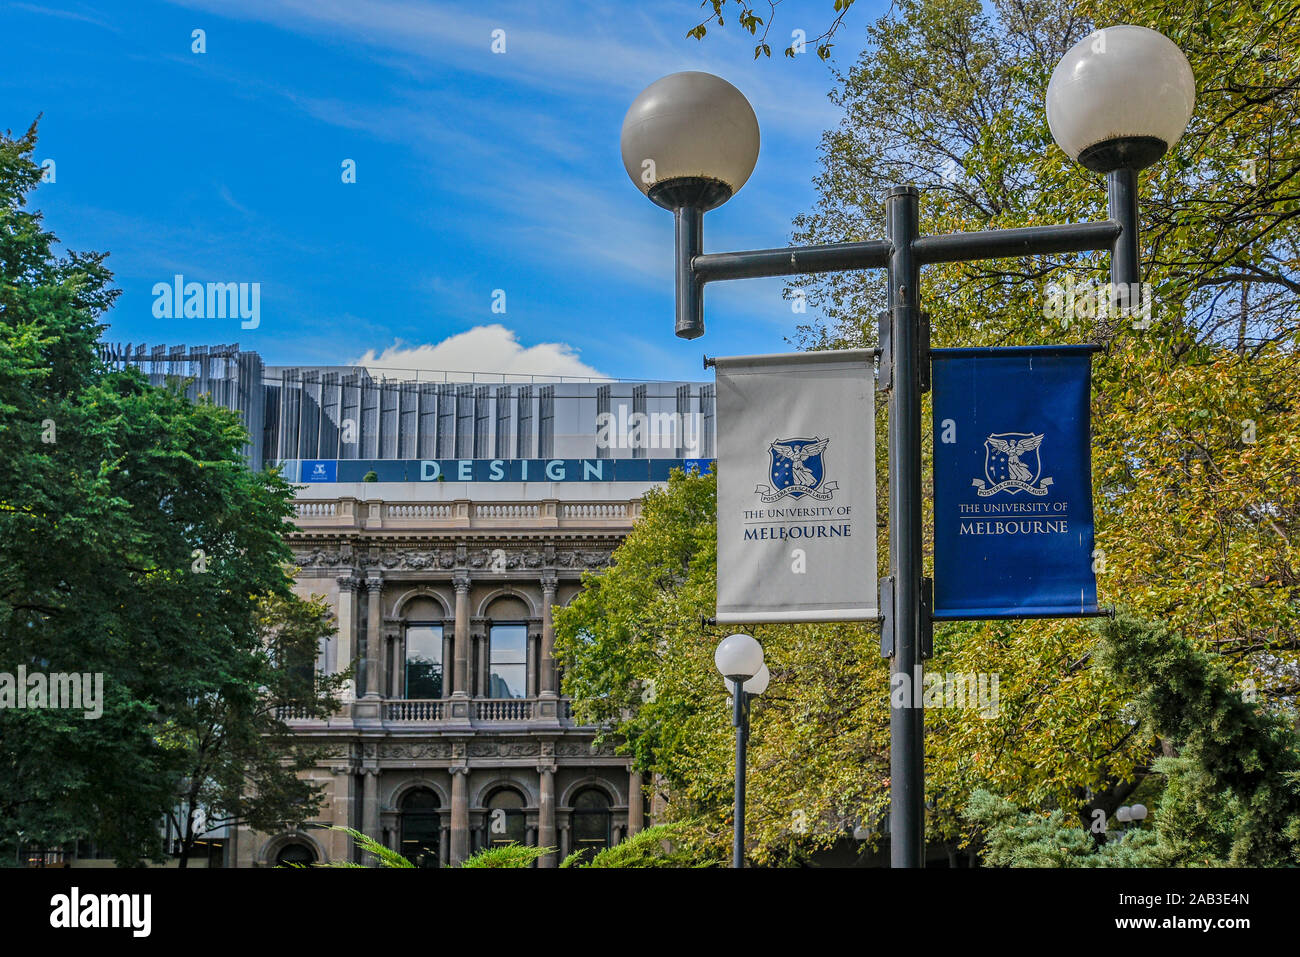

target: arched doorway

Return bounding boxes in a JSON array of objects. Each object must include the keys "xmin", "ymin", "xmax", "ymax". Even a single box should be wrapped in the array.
[
  {"xmin": 485, "ymin": 788, "xmax": 527, "ymax": 847},
  {"xmin": 570, "ymin": 788, "xmax": 612, "ymax": 863},
  {"xmin": 274, "ymin": 841, "xmax": 318, "ymax": 868},
  {"xmin": 400, "ymin": 789, "xmax": 441, "ymax": 868}
]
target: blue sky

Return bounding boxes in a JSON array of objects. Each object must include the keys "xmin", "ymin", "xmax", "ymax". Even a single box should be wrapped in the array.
[{"xmin": 3, "ymin": 0, "xmax": 882, "ymax": 381}]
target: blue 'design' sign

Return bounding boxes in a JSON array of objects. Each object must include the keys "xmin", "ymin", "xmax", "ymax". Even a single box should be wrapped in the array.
[
  {"xmin": 931, "ymin": 346, "xmax": 1098, "ymax": 619},
  {"xmin": 290, "ymin": 458, "xmax": 712, "ymax": 483}
]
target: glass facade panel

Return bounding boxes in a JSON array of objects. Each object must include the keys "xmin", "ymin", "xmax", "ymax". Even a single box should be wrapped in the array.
[
  {"xmin": 405, "ymin": 624, "xmax": 444, "ymax": 699},
  {"xmin": 488, "ymin": 624, "xmax": 528, "ymax": 699}
]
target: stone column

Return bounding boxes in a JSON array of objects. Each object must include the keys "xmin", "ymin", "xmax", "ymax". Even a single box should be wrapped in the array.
[
  {"xmin": 628, "ymin": 769, "xmax": 644, "ymax": 836},
  {"xmin": 539, "ymin": 573, "xmax": 558, "ymax": 695},
  {"xmin": 361, "ymin": 768, "xmax": 380, "ymax": 843},
  {"xmin": 449, "ymin": 766, "xmax": 470, "ymax": 864},
  {"xmin": 363, "ymin": 577, "xmax": 383, "ymax": 698},
  {"xmin": 336, "ymin": 576, "xmax": 359, "ymax": 700},
  {"xmin": 537, "ymin": 764, "xmax": 557, "ymax": 868},
  {"xmin": 441, "ymin": 629, "xmax": 454, "ymax": 698},
  {"xmin": 452, "ymin": 575, "xmax": 470, "ymax": 696}
]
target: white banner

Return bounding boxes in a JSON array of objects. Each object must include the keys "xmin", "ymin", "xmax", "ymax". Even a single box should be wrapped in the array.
[{"xmin": 715, "ymin": 350, "xmax": 879, "ymax": 623}]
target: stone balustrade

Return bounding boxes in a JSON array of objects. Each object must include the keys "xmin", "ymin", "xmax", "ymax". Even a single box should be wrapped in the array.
[
  {"xmin": 279, "ymin": 697, "xmax": 586, "ymax": 728},
  {"xmin": 290, "ymin": 496, "xmax": 641, "ymax": 531}
]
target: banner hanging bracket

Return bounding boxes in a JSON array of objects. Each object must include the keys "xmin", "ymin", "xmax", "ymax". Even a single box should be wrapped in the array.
[
  {"xmin": 879, "ymin": 576, "xmax": 895, "ymax": 657},
  {"xmin": 875, "ymin": 311, "xmax": 892, "ymax": 392},
  {"xmin": 918, "ymin": 311, "xmax": 931, "ymax": 394},
  {"xmin": 920, "ymin": 577, "xmax": 934, "ymax": 660}
]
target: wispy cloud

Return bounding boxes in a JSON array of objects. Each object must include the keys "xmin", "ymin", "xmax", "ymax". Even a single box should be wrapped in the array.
[{"xmin": 10, "ymin": 1, "xmax": 120, "ymax": 32}]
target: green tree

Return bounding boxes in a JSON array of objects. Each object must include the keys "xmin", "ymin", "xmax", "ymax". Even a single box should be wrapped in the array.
[
  {"xmin": 790, "ymin": 0, "xmax": 1298, "ymax": 833},
  {"xmin": 965, "ymin": 613, "xmax": 1300, "ymax": 866},
  {"xmin": 559, "ymin": 822, "xmax": 721, "ymax": 867},
  {"xmin": 555, "ymin": 469, "xmax": 888, "ymax": 864},
  {"xmin": 566, "ymin": 0, "xmax": 1297, "ymax": 864},
  {"xmin": 0, "ymin": 123, "xmax": 337, "ymax": 865},
  {"xmin": 324, "ymin": 828, "xmax": 553, "ymax": 868},
  {"xmin": 161, "ymin": 591, "xmax": 347, "ymax": 867}
]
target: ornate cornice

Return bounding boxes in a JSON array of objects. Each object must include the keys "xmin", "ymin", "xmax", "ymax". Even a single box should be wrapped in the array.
[{"xmin": 293, "ymin": 539, "xmax": 618, "ymax": 574}]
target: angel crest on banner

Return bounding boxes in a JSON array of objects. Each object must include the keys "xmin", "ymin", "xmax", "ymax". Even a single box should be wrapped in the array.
[
  {"xmin": 755, "ymin": 436, "xmax": 839, "ymax": 503},
  {"xmin": 973, "ymin": 432, "xmax": 1054, "ymax": 496}
]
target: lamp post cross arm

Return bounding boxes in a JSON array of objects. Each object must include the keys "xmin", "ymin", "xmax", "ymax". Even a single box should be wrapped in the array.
[{"xmin": 690, "ymin": 218, "xmax": 1125, "ymax": 286}]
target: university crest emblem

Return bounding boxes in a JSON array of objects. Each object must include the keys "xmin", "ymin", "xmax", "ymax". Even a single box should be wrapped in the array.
[
  {"xmin": 972, "ymin": 432, "xmax": 1054, "ymax": 496},
  {"xmin": 755, "ymin": 436, "xmax": 838, "ymax": 503}
]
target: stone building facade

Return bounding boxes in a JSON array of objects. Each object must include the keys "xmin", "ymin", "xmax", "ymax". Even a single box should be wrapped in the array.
[
  {"xmin": 236, "ymin": 489, "xmax": 652, "ymax": 868},
  {"xmin": 96, "ymin": 344, "xmax": 713, "ymax": 868}
]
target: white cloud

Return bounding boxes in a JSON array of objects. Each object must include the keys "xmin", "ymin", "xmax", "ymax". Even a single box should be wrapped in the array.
[{"xmin": 350, "ymin": 324, "xmax": 610, "ymax": 381}]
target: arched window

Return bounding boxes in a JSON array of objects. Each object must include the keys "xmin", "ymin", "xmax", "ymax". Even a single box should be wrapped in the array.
[
  {"xmin": 571, "ymin": 788, "xmax": 612, "ymax": 862},
  {"xmin": 400, "ymin": 789, "xmax": 441, "ymax": 868},
  {"xmin": 274, "ymin": 842, "xmax": 317, "ymax": 868},
  {"xmin": 486, "ymin": 788, "xmax": 528, "ymax": 846}
]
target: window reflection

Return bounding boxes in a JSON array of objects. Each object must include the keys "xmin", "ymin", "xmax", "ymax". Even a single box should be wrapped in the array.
[
  {"xmin": 488, "ymin": 624, "xmax": 527, "ymax": 699},
  {"xmin": 405, "ymin": 624, "xmax": 443, "ymax": 699}
]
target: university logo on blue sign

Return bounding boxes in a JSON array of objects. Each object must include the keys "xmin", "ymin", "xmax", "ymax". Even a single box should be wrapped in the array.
[
  {"xmin": 975, "ymin": 432, "xmax": 1053, "ymax": 497},
  {"xmin": 302, "ymin": 460, "xmax": 337, "ymax": 482}
]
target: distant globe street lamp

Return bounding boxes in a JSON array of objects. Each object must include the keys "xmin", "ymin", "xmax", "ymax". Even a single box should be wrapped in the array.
[
  {"xmin": 1114, "ymin": 802, "xmax": 1149, "ymax": 836},
  {"xmin": 623, "ymin": 25, "xmax": 1194, "ymax": 869},
  {"xmin": 714, "ymin": 633, "xmax": 765, "ymax": 867}
]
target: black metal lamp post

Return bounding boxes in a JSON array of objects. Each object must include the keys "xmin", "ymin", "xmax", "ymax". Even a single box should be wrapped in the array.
[
  {"xmin": 624, "ymin": 26, "xmax": 1195, "ymax": 868},
  {"xmin": 714, "ymin": 633, "xmax": 767, "ymax": 868}
]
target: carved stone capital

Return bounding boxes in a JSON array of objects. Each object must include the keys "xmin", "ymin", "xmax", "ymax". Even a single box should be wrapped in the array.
[
  {"xmin": 365, "ymin": 576, "xmax": 383, "ymax": 592},
  {"xmin": 453, "ymin": 574, "xmax": 471, "ymax": 594},
  {"xmin": 449, "ymin": 765, "xmax": 470, "ymax": 777},
  {"xmin": 337, "ymin": 575, "xmax": 361, "ymax": 592},
  {"xmin": 541, "ymin": 571, "xmax": 558, "ymax": 593}
]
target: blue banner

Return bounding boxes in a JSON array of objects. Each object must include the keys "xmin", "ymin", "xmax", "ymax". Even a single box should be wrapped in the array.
[{"xmin": 931, "ymin": 346, "xmax": 1098, "ymax": 619}]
